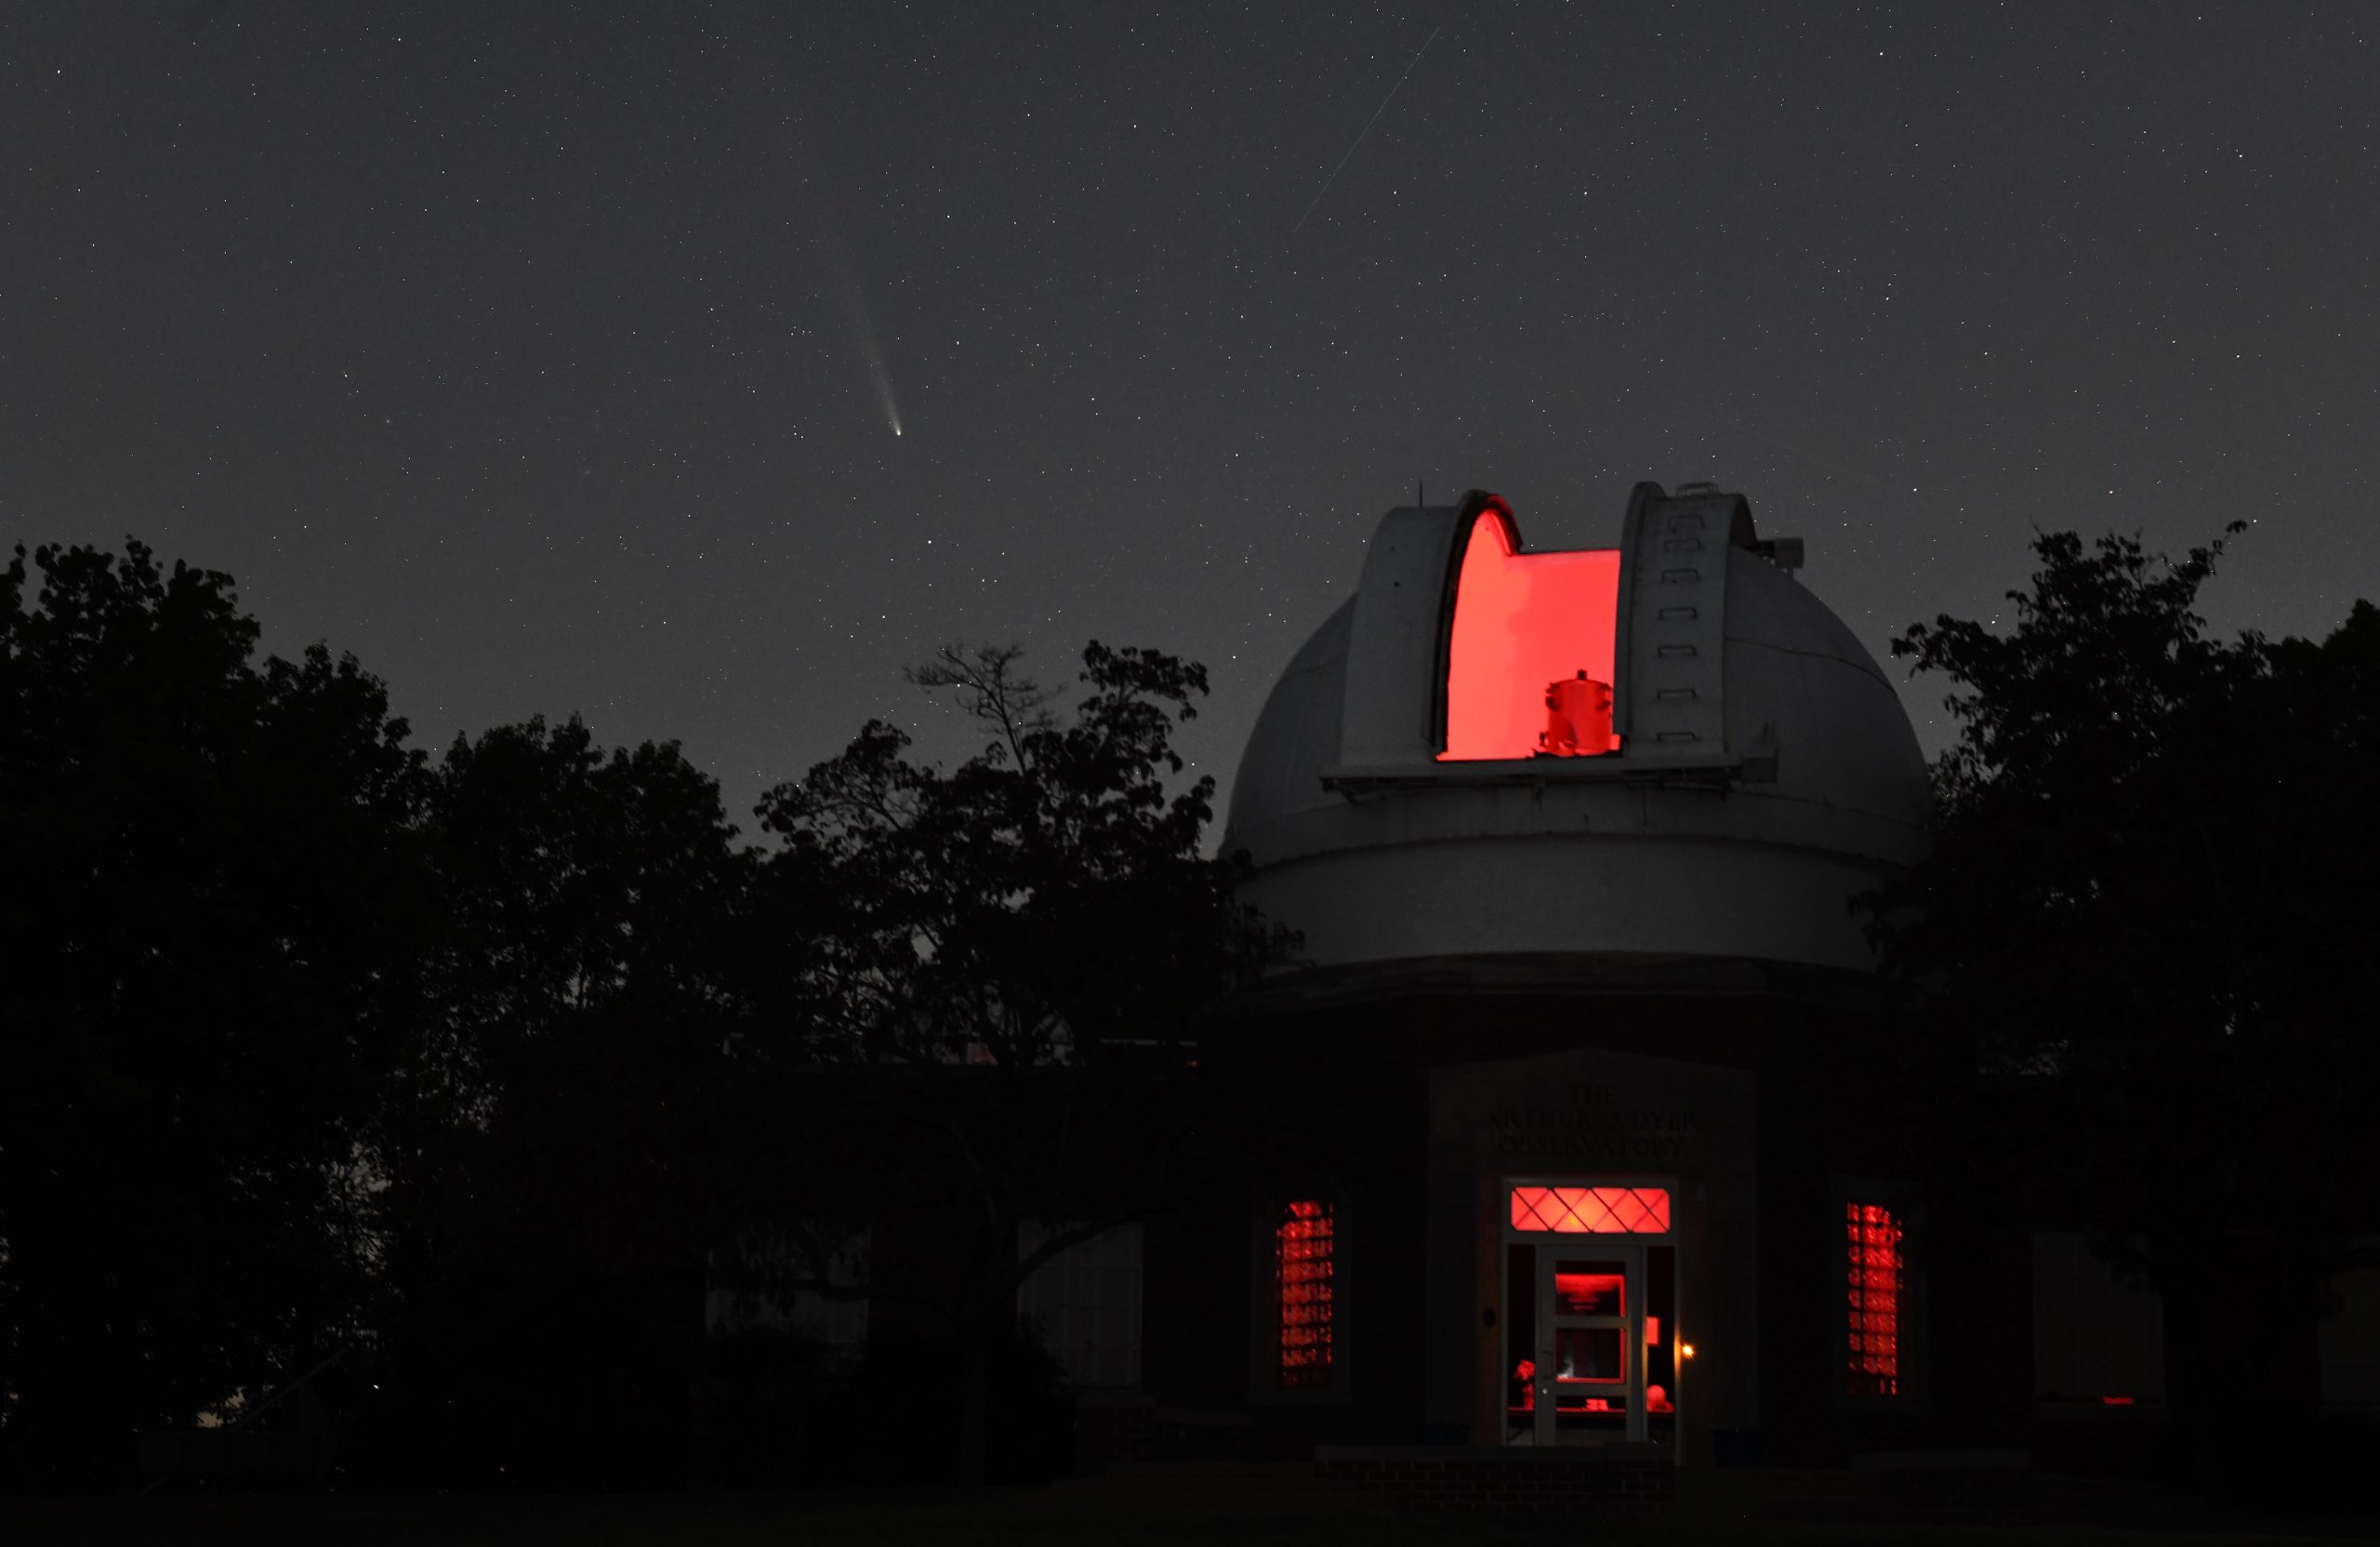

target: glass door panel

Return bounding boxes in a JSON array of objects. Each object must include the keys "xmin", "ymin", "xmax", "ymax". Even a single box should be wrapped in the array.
[
  {"xmin": 1645, "ymin": 1245, "xmax": 1677, "ymax": 1449},
  {"xmin": 1503, "ymin": 1243, "xmax": 1537, "ymax": 1444},
  {"xmin": 1541, "ymin": 1248, "xmax": 1644, "ymax": 1444},
  {"xmin": 1553, "ymin": 1324, "xmax": 1624, "ymax": 1382}
]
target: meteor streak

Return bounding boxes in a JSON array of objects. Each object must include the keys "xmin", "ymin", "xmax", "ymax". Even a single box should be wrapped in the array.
[{"xmin": 1292, "ymin": 26, "xmax": 1442, "ymax": 235}]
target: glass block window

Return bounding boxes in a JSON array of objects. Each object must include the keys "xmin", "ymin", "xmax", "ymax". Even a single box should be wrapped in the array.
[
  {"xmin": 1276, "ymin": 1200, "xmax": 1335, "ymax": 1390},
  {"xmin": 1509, "ymin": 1185, "xmax": 1672, "ymax": 1235},
  {"xmin": 1017, "ymin": 1222, "xmax": 1144, "ymax": 1389},
  {"xmin": 1846, "ymin": 1203, "xmax": 1903, "ymax": 1397}
]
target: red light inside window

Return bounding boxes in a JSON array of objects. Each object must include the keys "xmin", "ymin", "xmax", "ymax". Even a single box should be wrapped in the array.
[
  {"xmin": 1276, "ymin": 1199, "xmax": 1334, "ymax": 1390},
  {"xmin": 1846, "ymin": 1203, "xmax": 1903, "ymax": 1397},
  {"xmin": 1439, "ymin": 505, "xmax": 1622, "ymax": 761},
  {"xmin": 1554, "ymin": 1271, "xmax": 1626, "ymax": 1316},
  {"xmin": 1510, "ymin": 1185, "xmax": 1672, "ymax": 1235}
]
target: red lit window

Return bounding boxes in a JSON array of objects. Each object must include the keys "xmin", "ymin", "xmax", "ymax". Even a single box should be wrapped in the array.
[
  {"xmin": 1276, "ymin": 1200, "xmax": 1334, "ymax": 1390},
  {"xmin": 1439, "ymin": 503, "xmax": 1623, "ymax": 761},
  {"xmin": 1510, "ymin": 1185, "xmax": 1671, "ymax": 1235},
  {"xmin": 1846, "ymin": 1203, "xmax": 1903, "ymax": 1397}
]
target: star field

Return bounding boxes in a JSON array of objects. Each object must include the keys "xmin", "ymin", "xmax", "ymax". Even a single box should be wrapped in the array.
[{"xmin": 6, "ymin": 2, "xmax": 2376, "ymax": 826}]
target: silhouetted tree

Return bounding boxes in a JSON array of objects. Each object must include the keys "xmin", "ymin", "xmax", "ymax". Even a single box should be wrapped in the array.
[
  {"xmin": 1867, "ymin": 526, "xmax": 2380, "ymax": 1480},
  {"xmin": 724, "ymin": 642, "xmax": 1289, "ymax": 1485},
  {"xmin": 364, "ymin": 716, "xmax": 755, "ymax": 1489},
  {"xmin": 0, "ymin": 540, "xmax": 432, "ymax": 1488},
  {"xmin": 2, "ymin": 538, "xmax": 1284, "ymax": 1492}
]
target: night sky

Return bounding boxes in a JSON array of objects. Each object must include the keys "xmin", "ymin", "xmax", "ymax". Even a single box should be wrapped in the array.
[{"xmin": 7, "ymin": 3, "xmax": 2377, "ymax": 828}]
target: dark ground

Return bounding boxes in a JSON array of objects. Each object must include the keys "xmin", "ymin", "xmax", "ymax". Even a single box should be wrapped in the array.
[{"xmin": 7, "ymin": 1467, "xmax": 2378, "ymax": 1546}]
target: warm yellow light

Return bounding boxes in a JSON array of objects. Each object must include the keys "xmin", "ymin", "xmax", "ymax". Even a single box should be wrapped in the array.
[{"xmin": 1681, "ymin": 1342, "xmax": 1698, "ymax": 1359}]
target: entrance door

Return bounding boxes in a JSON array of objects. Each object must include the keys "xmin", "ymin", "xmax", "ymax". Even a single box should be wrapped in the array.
[
  {"xmin": 1499, "ymin": 1183, "xmax": 1679, "ymax": 1452},
  {"xmin": 1535, "ymin": 1244, "xmax": 1644, "ymax": 1445}
]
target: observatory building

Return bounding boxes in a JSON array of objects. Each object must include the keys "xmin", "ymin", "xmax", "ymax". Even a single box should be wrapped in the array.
[
  {"xmin": 728, "ymin": 482, "xmax": 2233, "ymax": 1485},
  {"xmin": 1157, "ymin": 483, "xmax": 2374, "ymax": 1482},
  {"xmin": 1164, "ymin": 481, "xmax": 1966, "ymax": 1467}
]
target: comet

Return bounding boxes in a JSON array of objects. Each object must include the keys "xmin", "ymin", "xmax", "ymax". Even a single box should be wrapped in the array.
[{"xmin": 793, "ymin": 135, "xmax": 906, "ymax": 440}]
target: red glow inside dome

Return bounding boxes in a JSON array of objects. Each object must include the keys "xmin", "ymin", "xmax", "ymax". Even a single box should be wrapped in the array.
[{"xmin": 1439, "ymin": 508, "xmax": 1622, "ymax": 760}]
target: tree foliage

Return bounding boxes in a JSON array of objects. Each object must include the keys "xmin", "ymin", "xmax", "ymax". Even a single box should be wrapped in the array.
[
  {"xmin": 1866, "ymin": 525, "xmax": 2380, "ymax": 1447},
  {"xmin": 753, "ymin": 641, "xmax": 1282, "ymax": 1069},
  {"xmin": 1872, "ymin": 527, "xmax": 2262, "ymax": 1073},
  {"xmin": 0, "ymin": 540, "xmax": 431, "ymax": 1485},
  {"xmin": 2, "ymin": 533, "xmax": 1280, "ymax": 1490},
  {"xmin": 357, "ymin": 715, "xmax": 755, "ymax": 1487},
  {"xmin": 728, "ymin": 641, "xmax": 1290, "ymax": 1483},
  {"xmin": 0, "ymin": 539, "xmax": 761, "ymax": 1488}
]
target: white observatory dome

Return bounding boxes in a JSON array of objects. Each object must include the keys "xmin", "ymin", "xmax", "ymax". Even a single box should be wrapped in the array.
[{"xmin": 1222, "ymin": 483, "xmax": 1930, "ymax": 977}]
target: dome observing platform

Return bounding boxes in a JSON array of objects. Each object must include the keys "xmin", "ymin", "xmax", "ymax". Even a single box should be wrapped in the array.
[{"xmin": 1223, "ymin": 482, "xmax": 1931, "ymax": 980}]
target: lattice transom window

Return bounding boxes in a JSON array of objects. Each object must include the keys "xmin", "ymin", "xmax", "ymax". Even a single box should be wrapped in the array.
[
  {"xmin": 1509, "ymin": 1184, "xmax": 1673, "ymax": 1235},
  {"xmin": 1846, "ymin": 1202, "xmax": 1903, "ymax": 1397},
  {"xmin": 1276, "ymin": 1200, "xmax": 1335, "ymax": 1390}
]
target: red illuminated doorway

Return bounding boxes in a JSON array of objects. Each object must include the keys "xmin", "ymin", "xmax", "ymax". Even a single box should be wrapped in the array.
[
  {"xmin": 1503, "ymin": 1184, "xmax": 1679, "ymax": 1451},
  {"xmin": 1539, "ymin": 1245, "xmax": 1641, "ymax": 1445}
]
